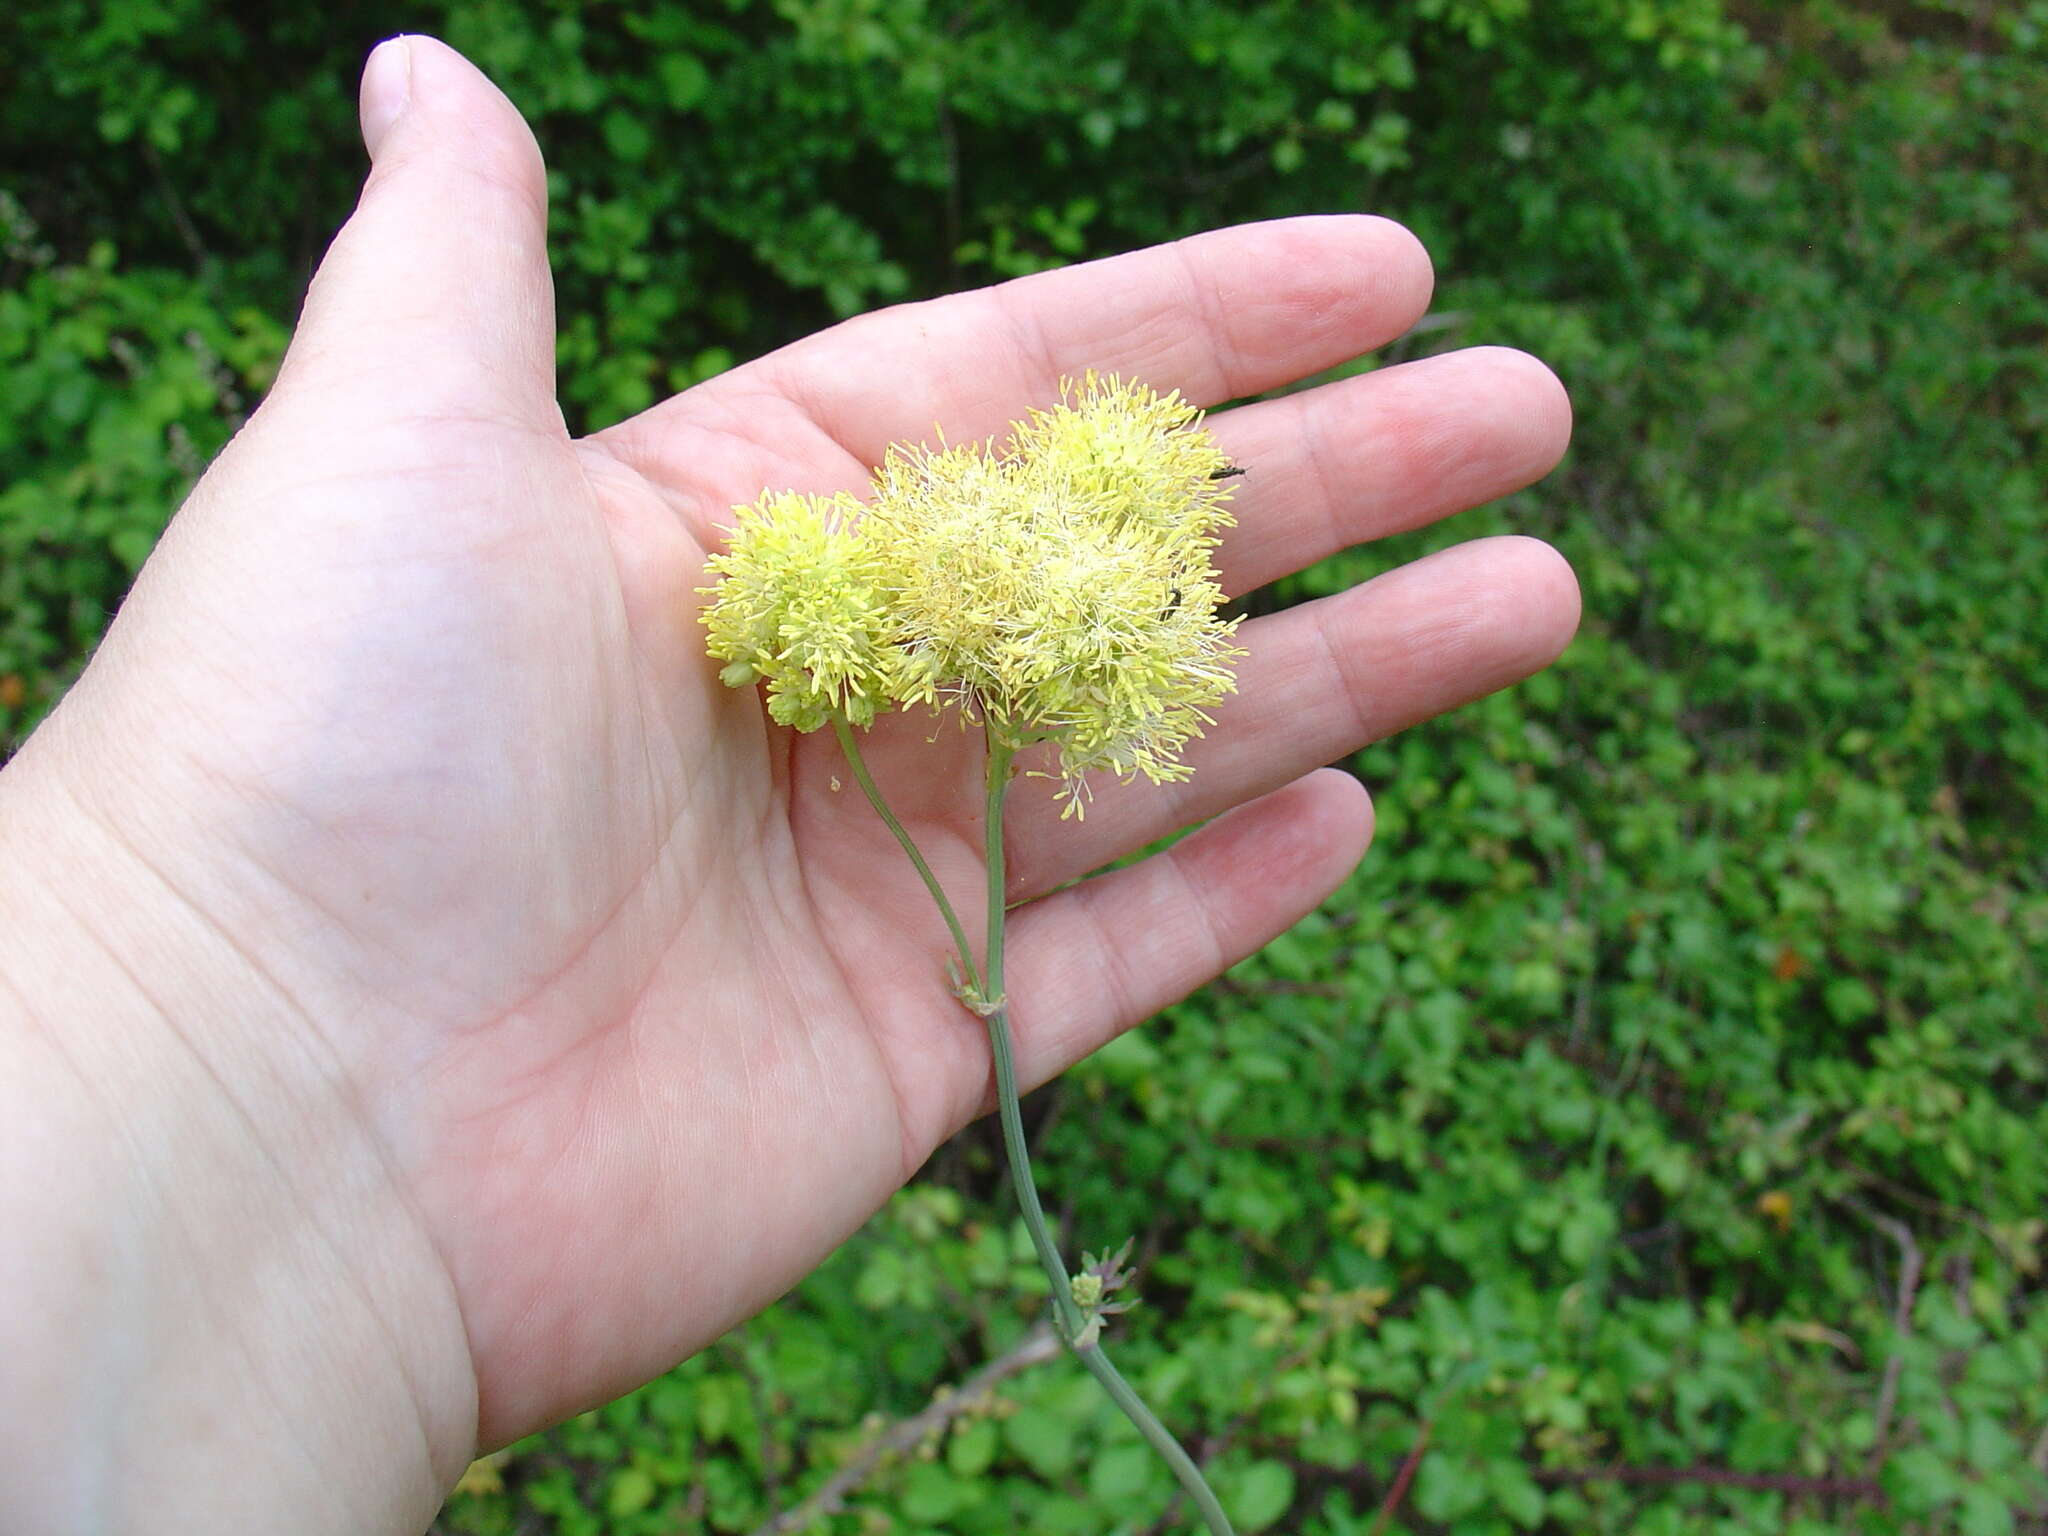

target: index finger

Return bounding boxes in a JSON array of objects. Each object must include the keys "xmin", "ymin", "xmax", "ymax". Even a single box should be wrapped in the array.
[{"xmin": 608, "ymin": 215, "xmax": 1434, "ymax": 472}]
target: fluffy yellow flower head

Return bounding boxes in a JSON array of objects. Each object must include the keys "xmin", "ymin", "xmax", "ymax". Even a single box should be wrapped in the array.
[
  {"xmin": 1007, "ymin": 373, "xmax": 1240, "ymax": 541},
  {"xmin": 702, "ymin": 375, "xmax": 1243, "ymax": 809},
  {"xmin": 700, "ymin": 490, "xmax": 900, "ymax": 731}
]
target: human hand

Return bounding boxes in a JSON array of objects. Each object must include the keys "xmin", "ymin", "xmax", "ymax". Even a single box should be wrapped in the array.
[{"xmin": 0, "ymin": 36, "xmax": 1574, "ymax": 1533}]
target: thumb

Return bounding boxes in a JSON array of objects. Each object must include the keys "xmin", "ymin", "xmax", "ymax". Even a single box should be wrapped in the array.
[{"xmin": 272, "ymin": 36, "xmax": 558, "ymax": 428}]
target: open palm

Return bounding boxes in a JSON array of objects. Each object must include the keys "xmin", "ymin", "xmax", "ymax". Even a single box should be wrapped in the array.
[{"xmin": 30, "ymin": 38, "xmax": 1576, "ymax": 1462}]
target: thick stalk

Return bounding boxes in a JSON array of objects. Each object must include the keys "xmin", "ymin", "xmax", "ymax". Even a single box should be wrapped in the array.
[{"xmin": 980, "ymin": 728, "xmax": 1235, "ymax": 1536}]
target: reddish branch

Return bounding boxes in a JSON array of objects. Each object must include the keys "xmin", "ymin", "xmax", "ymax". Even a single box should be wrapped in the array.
[
  {"xmin": 1365, "ymin": 1419, "xmax": 1435, "ymax": 1536},
  {"xmin": 1322, "ymin": 1456, "xmax": 1886, "ymax": 1514},
  {"xmin": 1540, "ymin": 1466, "xmax": 1884, "ymax": 1507},
  {"xmin": 1537, "ymin": 1465, "xmax": 1886, "ymax": 1501}
]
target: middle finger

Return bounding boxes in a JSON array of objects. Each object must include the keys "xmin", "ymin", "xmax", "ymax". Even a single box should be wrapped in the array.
[
  {"xmin": 1002, "ymin": 533, "xmax": 1582, "ymax": 902},
  {"xmin": 1204, "ymin": 344, "xmax": 1572, "ymax": 596}
]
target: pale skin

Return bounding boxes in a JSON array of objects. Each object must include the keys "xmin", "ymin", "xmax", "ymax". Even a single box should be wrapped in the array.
[{"xmin": 0, "ymin": 36, "xmax": 1578, "ymax": 1535}]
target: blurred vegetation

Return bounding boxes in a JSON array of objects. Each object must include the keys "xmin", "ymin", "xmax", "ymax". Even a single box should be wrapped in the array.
[{"xmin": 3, "ymin": 0, "xmax": 2045, "ymax": 1532}]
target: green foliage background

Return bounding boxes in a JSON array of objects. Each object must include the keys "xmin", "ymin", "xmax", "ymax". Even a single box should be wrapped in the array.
[{"xmin": 4, "ymin": 0, "xmax": 2045, "ymax": 1531}]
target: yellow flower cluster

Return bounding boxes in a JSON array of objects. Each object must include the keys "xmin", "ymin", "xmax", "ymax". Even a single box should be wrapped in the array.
[
  {"xmin": 700, "ymin": 490, "xmax": 900, "ymax": 731},
  {"xmin": 702, "ymin": 375, "xmax": 1244, "ymax": 807}
]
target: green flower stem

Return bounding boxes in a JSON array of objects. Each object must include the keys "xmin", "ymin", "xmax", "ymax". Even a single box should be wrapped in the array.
[
  {"xmin": 833, "ymin": 713, "xmax": 1234, "ymax": 1535},
  {"xmin": 982, "ymin": 998, "xmax": 1081, "ymax": 1339},
  {"xmin": 978, "ymin": 740, "xmax": 1086, "ymax": 1341},
  {"xmin": 981, "ymin": 729, "xmax": 1236, "ymax": 1536},
  {"xmin": 832, "ymin": 715, "xmax": 982, "ymax": 996},
  {"xmin": 1078, "ymin": 1349, "xmax": 1236, "ymax": 1534}
]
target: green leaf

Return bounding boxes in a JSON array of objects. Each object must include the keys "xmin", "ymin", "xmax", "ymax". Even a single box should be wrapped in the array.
[
  {"xmin": 1958, "ymin": 1485, "xmax": 2016, "ymax": 1536},
  {"xmin": 1194, "ymin": 1075, "xmax": 1241, "ymax": 1128},
  {"xmin": 1088, "ymin": 1443, "xmax": 1156, "ymax": 1503},
  {"xmin": 948, "ymin": 1417, "xmax": 998, "ymax": 1478},
  {"xmin": 656, "ymin": 51, "xmax": 710, "ymax": 111},
  {"xmin": 606, "ymin": 1466, "xmax": 657, "ymax": 1519},
  {"xmin": 1487, "ymin": 1460, "xmax": 1546, "ymax": 1529},
  {"xmin": 1415, "ymin": 1452, "xmax": 1487, "ymax": 1522},
  {"xmin": 899, "ymin": 1461, "xmax": 973, "ymax": 1523},
  {"xmin": 647, "ymin": 1380, "xmax": 694, "ymax": 1432},
  {"xmin": 694, "ymin": 1376, "xmax": 742, "ymax": 1445},
  {"xmin": 854, "ymin": 1248, "xmax": 903, "ymax": 1309},
  {"xmin": 1885, "ymin": 1446, "xmax": 1964, "ymax": 1513},
  {"xmin": 602, "ymin": 107, "xmax": 652, "ymax": 163},
  {"xmin": 1825, "ymin": 976, "xmax": 1879, "ymax": 1023},
  {"xmin": 1226, "ymin": 1460, "xmax": 1295, "ymax": 1532},
  {"xmin": 1003, "ymin": 1405, "xmax": 1075, "ymax": 1478}
]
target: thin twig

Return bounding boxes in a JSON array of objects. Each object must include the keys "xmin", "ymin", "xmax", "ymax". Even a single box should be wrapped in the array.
[
  {"xmin": 1851, "ymin": 1202, "xmax": 1924, "ymax": 1474},
  {"xmin": 138, "ymin": 137, "xmax": 211, "ymax": 273},
  {"xmin": 1833, "ymin": 1156, "xmax": 2011, "ymax": 1264},
  {"xmin": 745, "ymin": 1322, "xmax": 1060, "ymax": 1536},
  {"xmin": 1366, "ymin": 1419, "xmax": 1434, "ymax": 1536}
]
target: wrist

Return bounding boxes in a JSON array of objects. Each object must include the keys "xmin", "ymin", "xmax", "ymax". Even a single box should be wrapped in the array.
[{"xmin": 0, "ymin": 741, "xmax": 477, "ymax": 1534}]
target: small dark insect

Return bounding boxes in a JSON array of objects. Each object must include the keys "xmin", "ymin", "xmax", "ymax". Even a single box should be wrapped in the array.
[
  {"xmin": 1161, "ymin": 584, "xmax": 1184, "ymax": 618},
  {"xmin": 1209, "ymin": 464, "xmax": 1247, "ymax": 480}
]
